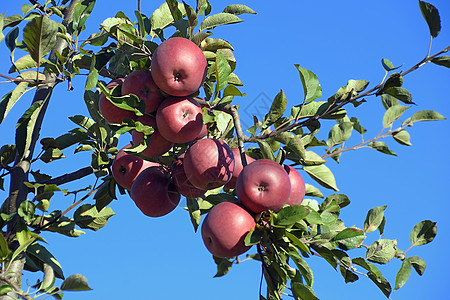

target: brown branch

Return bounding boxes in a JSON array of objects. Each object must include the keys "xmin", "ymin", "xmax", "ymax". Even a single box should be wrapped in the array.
[{"xmin": 38, "ymin": 166, "xmax": 94, "ymax": 186}]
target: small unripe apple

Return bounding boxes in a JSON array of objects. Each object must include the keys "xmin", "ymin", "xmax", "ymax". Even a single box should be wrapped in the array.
[
  {"xmin": 201, "ymin": 201, "xmax": 255, "ymax": 258},
  {"xmin": 130, "ymin": 166, "xmax": 181, "ymax": 217},
  {"xmin": 171, "ymin": 153, "xmax": 206, "ymax": 199},
  {"xmin": 99, "ymin": 78, "xmax": 135, "ymax": 124},
  {"xmin": 156, "ymin": 96, "xmax": 203, "ymax": 144},
  {"xmin": 183, "ymin": 138, "xmax": 235, "ymax": 190},
  {"xmin": 224, "ymin": 148, "xmax": 255, "ymax": 190},
  {"xmin": 151, "ymin": 37, "xmax": 207, "ymax": 97},
  {"xmin": 111, "ymin": 144, "xmax": 158, "ymax": 190},
  {"xmin": 236, "ymin": 159, "xmax": 291, "ymax": 213},
  {"xmin": 283, "ymin": 165, "xmax": 306, "ymax": 206},
  {"xmin": 132, "ymin": 114, "xmax": 174, "ymax": 158},
  {"xmin": 121, "ymin": 70, "xmax": 165, "ymax": 113}
]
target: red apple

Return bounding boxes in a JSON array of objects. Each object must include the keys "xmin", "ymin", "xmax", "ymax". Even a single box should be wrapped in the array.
[
  {"xmin": 151, "ymin": 37, "xmax": 207, "ymax": 97},
  {"xmin": 156, "ymin": 96, "xmax": 203, "ymax": 144},
  {"xmin": 224, "ymin": 148, "xmax": 256, "ymax": 190},
  {"xmin": 99, "ymin": 78, "xmax": 136, "ymax": 124},
  {"xmin": 121, "ymin": 70, "xmax": 165, "ymax": 113},
  {"xmin": 283, "ymin": 165, "xmax": 306, "ymax": 206},
  {"xmin": 235, "ymin": 159, "xmax": 291, "ymax": 213},
  {"xmin": 171, "ymin": 153, "xmax": 206, "ymax": 199},
  {"xmin": 130, "ymin": 166, "xmax": 181, "ymax": 217},
  {"xmin": 201, "ymin": 201, "xmax": 255, "ymax": 258},
  {"xmin": 111, "ymin": 144, "xmax": 159, "ymax": 190},
  {"xmin": 132, "ymin": 114, "xmax": 174, "ymax": 158},
  {"xmin": 183, "ymin": 138, "xmax": 235, "ymax": 190}
]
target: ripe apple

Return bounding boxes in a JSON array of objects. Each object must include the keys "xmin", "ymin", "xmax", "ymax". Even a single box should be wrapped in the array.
[
  {"xmin": 224, "ymin": 148, "xmax": 255, "ymax": 190},
  {"xmin": 156, "ymin": 96, "xmax": 203, "ymax": 144},
  {"xmin": 111, "ymin": 144, "xmax": 159, "ymax": 190},
  {"xmin": 151, "ymin": 37, "xmax": 207, "ymax": 97},
  {"xmin": 171, "ymin": 153, "xmax": 206, "ymax": 199},
  {"xmin": 121, "ymin": 70, "xmax": 165, "ymax": 113},
  {"xmin": 99, "ymin": 78, "xmax": 136, "ymax": 124},
  {"xmin": 130, "ymin": 166, "xmax": 181, "ymax": 217},
  {"xmin": 183, "ymin": 138, "xmax": 235, "ymax": 190},
  {"xmin": 132, "ymin": 114, "xmax": 174, "ymax": 158},
  {"xmin": 283, "ymin": 165, "xmax": 306, "ymax": 206},
  {"xmin": 201, "ymin": 201, "xmax": 255, "ymax": 258},
  {"xmin": 235, "ymin": 159, "xmax": 291, "ymax": 213}
]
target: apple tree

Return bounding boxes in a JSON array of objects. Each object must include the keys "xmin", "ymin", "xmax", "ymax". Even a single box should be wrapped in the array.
[{"xmin": 0, "ymin": 0, "xmax": 448, "ymax": 299}]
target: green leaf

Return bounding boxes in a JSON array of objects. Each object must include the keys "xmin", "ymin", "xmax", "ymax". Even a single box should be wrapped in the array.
[
  {"xmin": 275, "ymin": 132, "xmax": 306, "ymax": 160},
  {"xmin": 431, "ymin": 55, "xmax": 450, "ymax": 68},
  {"xmin": 244, "ymin": 227, "xmax": 262, "ymax": 246},
  {"xmin": 381, "ymin": 58, "xmax": 401, "ymax": 71},
  {"xmin": 187, "ymin": 198, "xmax": 201, "ymax": 232},
  {"xmin": 274, "ymin": 205, "xmax": 310, "ymax": 227},
  {"xmin": 366, "ymin": 239, "xmax": 397, "ymax": 264},
  {"xmin": 419, "ymin": 0, "xmax": 441, "ymax": 38},
  {"xmin": 199, "ymin": 13, "xmax": 243, "ymax": 31},
  {"xmin": 394, "ymin": 258, "xmax": 411, "ymax": 290},
  {"xmin": 352, "ymin": 257, "xmax": 382, "ymax": 278},
  {"xmin": 0, "ymin": 82, "xmax": 29, "ymax": 124},
  {"xmin": 18, "ymin": 200, "xmax": 35, "ymax": 223},
  {"xmin": 291, "ymin": 282, "xmax": 319, "ymax": 300},
  {"xmin": 262, "ymin": 90, "xmax": 287, "ymax": 129},
  {"xmin": 0, "ymin": 14, "xmax": 4, "ymax": 43},
  {"xmin": 94, "ymin": 178, "xmax": 116, "ymax": 211},
  {"xmin": 403, "ymin": 110, "xmax": 445, "ymax": 125},
  {"xmin": 69, "ymin": 115, "xmax": 96, "ymax": 133},
  {"xmin": 0, "ymin": 285, "xmax": 13, "ymax": 296},
  {"xmin": 40, "ymin": 148, "xmax": 65, "ymax": 163},
  {"xmin": 294, "ymin": 64, "xmax": 322, "ymax": 104},
  {"xmin": 214, "ymin": 53, "xmax": 232, "ymax": 92},
  {"xmin": 285, "ymin": 232, "xmax": 311, "ymax": 255},
  {"xmin": 6, "ymin": 26, "xmax": 19, "ymax": 57},
  {"xmin": 16, "ymin": 101, "xmax": 45, "ymax": 160},
  {"xmin": 61, "ymin": 274, "xmax": 92, "ymax": 291},
  {"xmin": 213, "ymin": 256, "xmax": 233, "ymax": 277},
  {"xmin": 384, "ymin": 87, "xmax": 413, "ymax": 104},
  {"xmin": 368, "ymin": 272, "xmax": 392, "ymax": 298},
  {"xmin": 363, "ymin": 206, "xmax": 387, "ymax": 233},
  {"xmin": 377, "ymin": 73, "xmax": 403, "ymax": 95},
  {"xmin": 368, "ymin": 141, "xmax": 396, "ymax": 156},
  {"xmin": 340, "ymin": 266, "xmax": 359, "ymax": 283},
  {"xmin": 381, "ymin": 94, "xmax": 400, "ymax": 110},
  {"xmin": 0, "ymin": 144, "xmax": 16, "ymax": 167},
  {"xmin": 408, "ymin": 256, "xmax": 426, "ymax": 276},
  {"xmin": 9, "ymin": 54, "xmax": 42, "ymax": 73},
  {"xmin": 327, "ymin": 121, "xmax": 353, "ymax": 147},
  {"xmin": 304, "ymin": 184, "xmax": 324, "ymax": 198},
  {"xmin": 0, "ymin": 232, "xmax": 11, "ymax": 258},
  {"xmin": 382, "ymin": 105, "xmax": 409, "ymax": 128},
  {"xmin": 166, "ymin": 0, "xmax": 184, "ymax": 21},
  {"xmin": 332, "ymin": 228, "xmax": 365, "ymax": 250},
  {"xmin": 26, "ymin": 243, "xmax": 65, "ymax": 279},
  {"xmin": 304, "ymin": 164, "xmax": 339, "ymax": 191},
  {"xmin": 392, "ymin": 130, "xmax": 412, "ymax": 146},
  {"xmin": 288, "ymin": 251, "xmax": 314, "ymax": 287},
  {"xmin": 223, "ymin": 4, "xmax": 256, "ymax": 15},
  {"xmin": 74, "ymin": 204, "xmax": 115, "ymax": 231},
  {"xmin": 410, "ymin": 220, "xmax": 437, "ymax": 246},
  {"xmin": 23, "ymin": 15, "xmax": 59, "ymax": 64}
]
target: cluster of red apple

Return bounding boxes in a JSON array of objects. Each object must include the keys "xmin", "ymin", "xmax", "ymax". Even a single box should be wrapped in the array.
[{"xmin": 100, "ymin": 36, "xmax": 306, "ymax": 258}]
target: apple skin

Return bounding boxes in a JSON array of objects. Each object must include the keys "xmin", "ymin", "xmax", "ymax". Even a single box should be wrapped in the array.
[
  {"xmin": 99, "ymin": 78, "xmax": 136, "ymax": 124},
  {"xmin": 283, "ymin": 165, "xmax": 306, "ymax": 206},
  {"xmin": 235, "ymin": 159, "xmax": 291, "ymax": 214},
  {"xmin": 130, "ymin": 166, "xmax": 181, "ymax": 217},
  {"xmin": 132, "ymin": 114, "xmax": 174, "ymax": 158},
  {"xmin": 171, "ymin": 153, "xmax": 206, "ymax": 199},
  {"xmin": 156, "ymin": 96, "xmax": 203, "ymax": 144},
  {"xmin": 151, "ymin": 37, "xmax": 207, "ymax": 97},
  {"xmin": 111, "ymin": 144, "xmax": 159, "ymax": 190},
  {"xmin": 201, "ymin": 201, "xmax": 255, "ymax": 258},
  {"xmin": 183, "ymin": 138, "xmax": 235, "ymax": 190},
  {"xmin": 224, "ymin": 148, "xmax": 256, "ymax": 190},
  {"xmin": 121, "ymin": 70, "xmax": 165, "ymax": 113}
]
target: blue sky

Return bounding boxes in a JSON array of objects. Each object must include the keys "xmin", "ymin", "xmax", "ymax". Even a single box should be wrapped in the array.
[{"xmin": 1, "ymin": 0, "xmax": 449, "ymax": 299}]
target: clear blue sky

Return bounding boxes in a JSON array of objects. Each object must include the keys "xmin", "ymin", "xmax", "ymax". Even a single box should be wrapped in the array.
[{"xmin": 1, "ymin": 1, "xmax": 449, "ymax": 299}]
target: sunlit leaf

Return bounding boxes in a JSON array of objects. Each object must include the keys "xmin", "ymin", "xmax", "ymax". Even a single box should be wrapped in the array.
[
  {"xmin": 419, "ymin": 0, "xmax": 441, "ymax": 38},
  {"xmin": 200, "ymin": 13, "xmax": 243, "ymax": 31},
  {"xmin": 304, "ymin": 164, "xmax": 339, "ymax": 191},
  {"xmin": 394, "ymin": 258, "xmax": 411, "ymax": 290},
  {"xmin": 61, "ymin": 274, "xmax": 92, "ymax": 291},
  {"xmin": 295, "ymin": 64, "xmax": 322, "ymax": 104},
  {"xmin": 23, "ymin": 15, "xmax": 59, "ymax": 63},
  {"xmin": 410, "ymin": 220, "xmax": 437, "ymax": 246}
]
